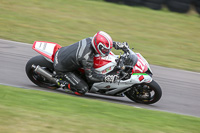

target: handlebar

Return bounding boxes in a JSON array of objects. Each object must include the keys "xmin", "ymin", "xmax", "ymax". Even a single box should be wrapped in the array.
[
  {"xmin": 115, "ymin": 53, "xmax": 128, "ymax": 79},
  {"xmin": 114, "ymin": 44, "xmax": 137, "ymax": 80},
  {"xmin": 113, "ymin": 42, "xmax": 131, "ymax": 53}
]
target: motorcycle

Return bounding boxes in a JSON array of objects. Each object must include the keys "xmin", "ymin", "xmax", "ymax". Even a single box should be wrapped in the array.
[{"xmin": 26, "ymin": 41, "xmax": 162, "ymax": 104}]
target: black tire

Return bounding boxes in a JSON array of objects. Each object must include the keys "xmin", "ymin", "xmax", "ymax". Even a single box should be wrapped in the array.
[
  {"xmin": 191, "ymin": 0, "xmax": 197, "ymax": 4},
  {"xmin": 124, "ymin": 0, "xmax": 144, "ymax": 6},
  {"xmin": 25, "ymin": 55, "xmax": 59, "ymax": 89},
  {"xmin": 144, "ymin": 0, "xmax": 165, "ymax": 4},
  {"xmin": 105, "ymin": 0, "xmax": 121, "ymax": 3},
  {"xmin": 125, "ymin": 80, "xmax": 162, "ymax": 104},
  {"xmin": 171, "ymin": 0, "xmax": 192, "ymax": 4},
  {"xmin": 195, "ymin": 6, "xmax": 200, "ymax": 14},
  {"xmin": 167, "ymin": 0, "xmax": 191, "ymax": 13},
  {"xmin": 193, "ymin": 0, "xmax": 200, "ymax": 14},
  {"xmin": 196, "ymin": 0, "xmax": 200, "ymax": 6},
  {"xmin": 144, "ymin": 2, "xmax": 162, "ymax": 10}
]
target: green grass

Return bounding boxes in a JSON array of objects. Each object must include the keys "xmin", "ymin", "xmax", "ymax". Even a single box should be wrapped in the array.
[
  {"xmin": 0, "ymin": 0, "xmax": 200, "ymax": 72},
  {"xmin": 0, "ymin": 85, "xmax": 200, "ymax": 133}
]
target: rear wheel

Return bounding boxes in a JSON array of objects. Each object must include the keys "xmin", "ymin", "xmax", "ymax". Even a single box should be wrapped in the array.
[
  {"xmin": 25, "ymin": 55, "xmax": 59, "ymax": 89},
  {"xmin": 125, "ymin": 80, "xmax": 162, "ymax": 104}
]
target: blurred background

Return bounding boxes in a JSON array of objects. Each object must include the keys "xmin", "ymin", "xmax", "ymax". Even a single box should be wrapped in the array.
[
  {"xmin": 106, "ymin": 0, "xmax": 200, "ymax": 14},
  {"xmin": 0, "ymin": 1, "xmax": 200, "ymax": 132},
  {"xmin": 0, "ymin": 0, "xmax": 199, "ymax": 72}
]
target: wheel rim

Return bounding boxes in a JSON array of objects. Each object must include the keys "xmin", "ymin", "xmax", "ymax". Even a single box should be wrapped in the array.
[{"xmin": 128, "ymin": 84, "xmax": 156, "ymax": 103}]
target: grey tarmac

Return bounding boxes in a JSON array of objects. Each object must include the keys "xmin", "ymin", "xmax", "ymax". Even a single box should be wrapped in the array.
[{"xmin": 0, "ymin": 39, "xmax": 200, "ymax": 117}]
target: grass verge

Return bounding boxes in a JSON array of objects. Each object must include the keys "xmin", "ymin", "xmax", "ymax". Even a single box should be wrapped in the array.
[
  {"xmin": 0, "ymin": 85, "xmax": 200, "ymax": 133},
  {"xmin": 0, "ymin": 0, "xmax": 200, "ymax": 72}
]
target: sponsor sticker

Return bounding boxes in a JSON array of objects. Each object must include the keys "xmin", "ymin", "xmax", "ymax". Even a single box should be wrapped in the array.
[{"xmin": 139, "ymin": 75, "xmax": 144, "ymax": 81}]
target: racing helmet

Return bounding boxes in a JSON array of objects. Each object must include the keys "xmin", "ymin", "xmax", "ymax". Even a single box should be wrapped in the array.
[{"xmin": 92, "ymin": 31, "xmax": 113, "ymax": 57}]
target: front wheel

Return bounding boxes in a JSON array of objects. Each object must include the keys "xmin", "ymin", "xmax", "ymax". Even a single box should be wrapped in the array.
[
  {"xmin": 125, "ymin": 80, "xmax": 162, "ymax": 104},
  {"xmin": 25, "ymin": 55, "xmax": 59, "ymax": 89}
]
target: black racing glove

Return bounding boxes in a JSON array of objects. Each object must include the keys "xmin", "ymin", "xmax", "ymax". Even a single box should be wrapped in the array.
[
  {"xmin": 104, "ymin": 75, "xmax": 119, "ymax": 83},
  {"xmin": 113, "ymin": 42, "xmax": 129, "ymax": 50}
]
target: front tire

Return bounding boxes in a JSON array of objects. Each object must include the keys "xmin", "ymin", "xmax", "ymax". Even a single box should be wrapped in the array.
[
  {"xmin": 25, "ymin": 55, "xmax": 59, "ymax": 89},
  {"xmin": 125, "ymin": 80, "xmax": 162, "ymax": 104}
]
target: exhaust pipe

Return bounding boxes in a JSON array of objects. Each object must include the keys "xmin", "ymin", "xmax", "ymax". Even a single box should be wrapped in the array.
[{"xmin": 31, "ymin": 65, "xmax": 58, "ymax": 85}]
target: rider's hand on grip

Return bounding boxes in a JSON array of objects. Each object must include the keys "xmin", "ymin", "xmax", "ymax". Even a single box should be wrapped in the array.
[
  {"xmin": 113, "ymin": 42, "xmax": 123, "ymax": 50},
  {"xmin": 104, "ymin": 75, "xmax": 119, "ymax": 83},
  {"xmin": 113, "ymin": 42, "xmax": 129, "ymax": 50}
]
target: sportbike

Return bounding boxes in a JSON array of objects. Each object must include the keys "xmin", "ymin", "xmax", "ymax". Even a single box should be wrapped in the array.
[{"xmin": 26, "ymin": 41, "xmax": 162, "ymax": 104}]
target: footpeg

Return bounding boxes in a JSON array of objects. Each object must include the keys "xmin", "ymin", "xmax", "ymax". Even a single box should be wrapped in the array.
[{"xmin": 57, "ymin": 80, "xmax": 68, "ymax": 88}]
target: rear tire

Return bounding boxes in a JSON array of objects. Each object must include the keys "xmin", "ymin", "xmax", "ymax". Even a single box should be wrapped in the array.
[
  {"xmin": 144, "ymin": 2, "xmax": 162, "ymax": 10},
  {"xmin": 124, "ymin": 0, "xmax": 144, "ymax": 6},
  {"xmin": 25, "ymin": 55, "xmax": 59, "ymax": 89},
  {"xmin": 166, "ymin": 0, "xmax": 191, "ymax": 13},
  {"xmin": 125, "ymin": 80, "xmax": 162, "ymax": 104},
  {"xmin": 193, "ymin": 0, "xmax": 200, "ymax": 14}
]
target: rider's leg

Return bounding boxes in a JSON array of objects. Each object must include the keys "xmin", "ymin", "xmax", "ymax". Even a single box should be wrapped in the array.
[{"xmin": 63, "ymin": 72, "xmax": 88, "ymax": 95}]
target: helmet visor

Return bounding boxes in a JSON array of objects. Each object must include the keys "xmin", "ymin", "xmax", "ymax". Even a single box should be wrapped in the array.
[
  {"xmin": 99, "ymin": 45, "xmax": 110, "ymax": 56},
  {"xmin": 101, "ymin": 48, "xmax": 109, "ymax": 53}
]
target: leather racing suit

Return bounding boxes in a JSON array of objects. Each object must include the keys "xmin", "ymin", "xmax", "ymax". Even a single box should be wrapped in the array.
[{"xmin": 53, "ymin": 37, "xmax": 104, "ymax": 94}]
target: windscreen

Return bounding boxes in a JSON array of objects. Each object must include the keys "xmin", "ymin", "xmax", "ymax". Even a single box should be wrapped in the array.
[{"xmin": 124, "ymin": 50, "xmax": 138, "ymax": 67}]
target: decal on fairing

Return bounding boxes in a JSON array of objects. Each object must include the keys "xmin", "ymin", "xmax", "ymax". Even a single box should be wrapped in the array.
[
  {"xmin": 139, "ymin": 75, "xmax": 144, "ymax": 81},
  {"xmin": 132, "ymin": 53, "xmax": 148, "ymax": 73},
  {"xmin": 94, "ymin": 52, "xmax": 117, "ymax": 74},
  {"xmin": 131, "ymin": 73, "xmax": 152, "ymax": 83},
  {"xmin": 131, "ymin": 74, "xmax": 152, "ymax": 83},
  {"xmin": 104, "ymin": 85, "xmax": 111, "ymax": 89},
  {"xmin": 93, "ymin": 56, "xmax": 112, "ymax": 69},
  {"xmin": 102, "ymin": 66, "xmax": 112, "ymax": 74}
]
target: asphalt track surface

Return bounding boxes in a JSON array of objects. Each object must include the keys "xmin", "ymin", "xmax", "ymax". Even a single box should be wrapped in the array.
[{"xmin": 0, "ymin": 39, "xmax": 200, "ymax": 117}]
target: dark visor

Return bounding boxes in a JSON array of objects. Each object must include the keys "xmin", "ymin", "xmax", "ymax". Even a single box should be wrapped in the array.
[
  {"xmin": 101, "ymin": 48, "xmax": 109, "ymax": 53},
  {"xmin": 99, "ymin": 45, "xmax": 110, "ymax": 55}
]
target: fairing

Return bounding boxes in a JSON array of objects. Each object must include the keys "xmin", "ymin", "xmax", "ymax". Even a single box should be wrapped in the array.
[
  {"xmin": 93, "ymin": 52, "xmax": 117, "ymax": 74},
  {"xmin": 32, "ymin": 41, "xmax": 62, "ymax": 62},
  {"xmin": 90, "ymin": 73, "xmax": 152, "ymax": 95},
  {"xmin": 92, "ymin": 50, "xmax": 153, "ymax": 94},
  {"xmin": 93, "ymin": 51, "xmax": 150, "ymax": 75},
  {"xmin": 132, "ymin": 53, "xmax": 149, "ymax": 74}
]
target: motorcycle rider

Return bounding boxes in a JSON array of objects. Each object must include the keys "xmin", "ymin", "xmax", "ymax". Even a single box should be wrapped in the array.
[{"xmin": 54, "ymin": 31, "xmax": 126, "ymax": 95}]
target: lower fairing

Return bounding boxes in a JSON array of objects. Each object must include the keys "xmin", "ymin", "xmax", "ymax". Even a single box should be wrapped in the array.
[{"xmin": 90, "ymin": 74, "xmax": 152, "ymax": 95}]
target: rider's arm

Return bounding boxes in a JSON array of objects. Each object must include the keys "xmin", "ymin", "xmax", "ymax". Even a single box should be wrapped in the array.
[
  {"xmin": 82, "ymin": 59, "xmax": 119, "ymax": 83},
  {"xmin": 81, "ymin": 58, "xmax": 105, "ymax": 83}
]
